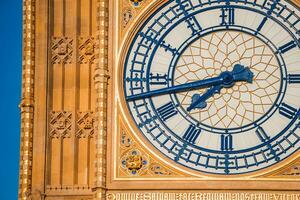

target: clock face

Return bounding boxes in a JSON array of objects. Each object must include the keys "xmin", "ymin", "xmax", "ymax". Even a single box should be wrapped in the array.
[{"xmin": 123, "ymin": 0, "xmax": 300, "ymax": 174}]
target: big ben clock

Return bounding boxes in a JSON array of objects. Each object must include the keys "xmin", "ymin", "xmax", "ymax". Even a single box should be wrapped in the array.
[
  {"xmin": 121, "ymin": 0, "xmax": 300, "ymax": 175},
  {"xmin": 18, "ymin": 0, "xmax": 300, "ymax": 198}
]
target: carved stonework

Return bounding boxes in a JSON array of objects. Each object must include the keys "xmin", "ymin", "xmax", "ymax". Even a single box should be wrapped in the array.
[
  {"xmin": 122, "ymin": 8, "xmax": 133, "ymax": 28},
  {"xmin": 79, "ymin": 37, "xmax": 96, "ymax": 64},
  {"xmin": 129, "ymin": 0, "xmax": 145, "ymax": 7},
  {"xmin": 26, "ymin": 189, "xmax": 43, "ymax": 200},
  {"xmin": 148, "ymin": 163, "xmax": 173, "ymax": 176},
  {"xmin": 76, "ymin": 111, "xmax": 95, "ymax": 138},
  {"xmin": 262, "ymin": 158, "xmax": 300, "ymax": 178},
  {"xmin": 19, "ymin": 0, "xmax": 35, "ymax": 199},
  {"xmin": 121, "ymin": 149, "xmax": 148, "ymax": 175},
  {"xmin": 120, "ymin": 0, "xmax": 149, "ymax": 31},
  {"xmin": 118, "ymin": 124, "xmax": 184, "ymax": 177},
  {"xmin": 282, "ymin": 164, "xmax": 300, "ymax": 176},
  {"xmin": 49, "ymin": 111, "xmax": 72, "ymax": 139},
  {"xmin": 51, "ymin": 37, "xmax": 73, "ymax": 64}
]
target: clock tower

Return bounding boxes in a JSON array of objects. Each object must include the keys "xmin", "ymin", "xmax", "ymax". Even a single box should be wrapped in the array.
[{"xmin": 19, "ymin": 0, "xmax": 300, "ymax": 199}]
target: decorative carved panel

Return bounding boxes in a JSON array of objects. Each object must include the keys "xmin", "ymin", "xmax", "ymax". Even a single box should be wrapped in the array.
[
  {"xmin": 118, "ymin": 117, "xmax": 185, "ymax": 178},
  {"xmin": 263, "ymin": 157, "xmax": 300, "ymax": 178},
  {"xmin": 49, "ymin": 111, "xmax": 72, "ymax": 139},
  {"xmin": 79, "ymin": 37, "xmax": 96, "ymax": 64},
  {"xmin": 76, "ymin": 111, "xmax": 95, "ymax": 138},
  {"xmin": 51, "ymin": 37, "xmax": 73, "ymax": 64}
]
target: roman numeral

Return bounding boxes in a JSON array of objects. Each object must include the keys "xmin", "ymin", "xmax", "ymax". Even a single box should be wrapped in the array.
[
  {"xmin": 287, "ymin": 74, "xmax": 300, "ymax": 84},
  {"xmin": 149, "ymin": 73, "xmax": 169, "ymax": 85},
  {"xmin": 255, "ymin": 126, "xmax": 270, "ymax": 142},
  {"xmin": 255, "ymin": 0, "xmax": 280, "ymax": 35},
  {"xmin": 277, "ymin": 40, "xmax": 297, "ymax": 54},
  {"xmin": 157, "ymin": 102, "xmax": 178, "ymax": 121},
  {"xmin": 221, "ymin": 134, "xmax": 233, "ymax": 151},
  {"xmin": 139, "ymin": 32, "xmax": 178, "ymax": 55},
  {"xmin": 279, "ymin": 103, "xmax": 298, "ymax": 119},
  {"xmin": 176, "ymin": 0, "xmax": 202, "ymax": 34},
  {"xmin": 256, "ymin": 17, "xmax": 267, "ymax": 34},
  {"xmin": 126, "ymin": 73, "xmax": 146, "ymax": 86},
  {"xmin": 182, "ymin": 125, "xmax": 201, "ymax": 144},
  {"xmin": 220, "ymin": 7, "xmax": 235, "ymax": 26}
]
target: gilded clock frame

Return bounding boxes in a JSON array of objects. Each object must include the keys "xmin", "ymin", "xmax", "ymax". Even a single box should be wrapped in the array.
[{"xmin": 109, "ymin": 0, "xmax": 300, "ymax": 190}]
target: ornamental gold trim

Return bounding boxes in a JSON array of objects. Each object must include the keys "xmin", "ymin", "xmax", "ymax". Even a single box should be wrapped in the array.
[
  {"xmin": 263, "ymin": 154, "xmax": 300, "ymax": 178},
  {"xmin": 106, "ymin": 191, "xmax": 300, "ymax": 200},
  {"xmin": 115, "ymin": 0, "xmax": 300, "ymax": 182},
  {"xmin": 117, "ymin": 115, "xmax": 187, "ymax": 178},
  {"xmin": 19, "ymin": 0, "xmax": 35, "ymax": 199},
  {"xmin": 93, "ymin": 0, "xmax": 110, "ymax": 199}
]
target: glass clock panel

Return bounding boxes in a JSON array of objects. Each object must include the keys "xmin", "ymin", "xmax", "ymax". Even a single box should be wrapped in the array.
[{"xmin": 123, "ymin": 0, "xmax": 300, "ymax": 174}]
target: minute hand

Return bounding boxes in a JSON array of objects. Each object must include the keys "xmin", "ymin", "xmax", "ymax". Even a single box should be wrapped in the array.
[
  {"xmin": 126, "ymin": 64, "xmax": 254, "ymax": 101},
  {"xmin": 126, "ymin": 76, "xmax": 224, "ymax": 101}
]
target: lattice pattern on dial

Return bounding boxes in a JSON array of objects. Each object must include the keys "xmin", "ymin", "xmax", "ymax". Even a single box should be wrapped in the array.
[{"xmin": 174, "ymin": 31, "xmax": 281, "ymax": 129}]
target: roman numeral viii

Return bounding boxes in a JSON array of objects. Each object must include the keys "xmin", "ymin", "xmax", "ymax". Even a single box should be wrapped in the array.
[
  {"xmin": 279, "ymin": 103, "xmax": 298, "ymax": 119},
  {"xmin": 157, "ymin": 102, "xmax": 178, "ymax": 121},
  {"xmin": 183, "ymin": 125, "xmax": 201, "ymax": 144}
]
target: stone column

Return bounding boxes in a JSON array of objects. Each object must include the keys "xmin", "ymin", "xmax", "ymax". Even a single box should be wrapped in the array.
[
  {"xmin": 18, "ymin": 0, "xmax": 35, "ymax": 199},
  {"xmin": 93, "ymin": 0, "xmax": 109, "ymax": 199}
]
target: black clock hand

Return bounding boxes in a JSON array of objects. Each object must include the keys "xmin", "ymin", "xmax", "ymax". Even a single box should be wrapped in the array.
[
  {"xmin": 187, "ymin": 64, "xmax": 254, "ymax": 111},
  {"xmin": 126, "ymin": 64, "xmax": 254, "ymax": 101},
  {"xmin": 187, "ymin": 85, "xmax": 223, "ymax": 111}
]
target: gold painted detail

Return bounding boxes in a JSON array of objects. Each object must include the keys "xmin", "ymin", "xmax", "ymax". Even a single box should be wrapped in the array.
[
  {"xmin": 79, "ymin": 37, "xmax": 97, "ymax": 64},
  {"xmin": 106, "ymin": 191, "xmax": 300, "ymax": 200},
  {"xmin": 283, "ymin": 164, "xmax": 300, "ymax": 176},
  {"xmin": 120, "ymin": 0, "xmax": 149, "ymax": 31},
  {"xmin": 121, "ymin": 150, "xmax": 147, "ymax": 175},
  {"xmin": 282, "ymin": 164, "xmax": 300, "ymax": 176},
  {"xmin": 51, "ymin": 37, "xmax": 73, "ymax": 64},
  {"xmin": 122, "ymin": 8, "xmax": 133, "ymax": 28},
  {"xmin": 265, "ymin": 157, "xmax": 300, "ymax": 178},
  {"xmin": 119, "ymin": 128, "xmax": 181, "ymax": 177},
  {"xmin": 129, "ymin": 0, "xmax": 144, "ymax": 7},
  {"xmin": 49, "ymin": 111, "xmax": 72, "ymax": 139},
  {"xmin": 77, "ymin": 111, "xmax": 95, "ymax": 138}
]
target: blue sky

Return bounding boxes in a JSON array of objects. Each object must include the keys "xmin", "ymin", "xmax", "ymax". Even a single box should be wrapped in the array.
[{"xmin": 0, "ymin": 1, "xmax": 22, "ymax": 199}]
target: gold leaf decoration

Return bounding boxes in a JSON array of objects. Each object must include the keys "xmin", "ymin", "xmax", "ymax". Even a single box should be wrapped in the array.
[
  {"xmin": 118, "ymin": 118, "xmax": 185, "ymax": 178},
  {"xmin": 262, "ymin": 156, "xmax": 300, "ymax": 178}
]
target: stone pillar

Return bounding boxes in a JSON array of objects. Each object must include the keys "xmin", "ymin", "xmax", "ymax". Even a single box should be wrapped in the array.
[
  {"xmin": 18, "ymin": 0, "xmax": 35, "ymax": 199},
  {"xmin": 93, "ymin": 0, "xmax": 109, "ymax": 199}
]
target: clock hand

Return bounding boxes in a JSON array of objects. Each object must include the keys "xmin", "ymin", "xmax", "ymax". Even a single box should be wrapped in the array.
[
  {"xmin": 126, "ymin": 76, "xmax": 223, "ymax": 101},
  {"xmin": 187, "ymin": 85, "xmax": 223, "ymax": 111},
  {"xmin": 187, "ymin": 64, "xmax": 255, "ymax": 111},
  {"xmin": 126, "ymin": 64, "xmax": 254, "ymax": 101}
]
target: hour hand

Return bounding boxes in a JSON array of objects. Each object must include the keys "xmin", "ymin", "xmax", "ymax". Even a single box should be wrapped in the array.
[{"xmin": 187, "ymin": 85, "xmax": 223, "ymax": 111}]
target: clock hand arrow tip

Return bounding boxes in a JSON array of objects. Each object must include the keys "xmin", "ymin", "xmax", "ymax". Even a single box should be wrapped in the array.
[{"xmin": 232, "ymin": 64, "xmax": 255, "ymax": 83}]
